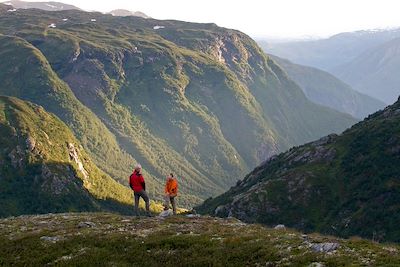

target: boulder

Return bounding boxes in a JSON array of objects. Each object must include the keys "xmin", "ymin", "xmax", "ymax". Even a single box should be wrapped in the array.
[
  {"xmin": 78, "ymin": 221, "xmax": 96, "ymax": 228},
  {"xmin": 274, "ymin": 224, "xmax": 286, "ymax": 230},
  {"xmin": 310, "ymin": 242, "xmax": 340, "ymax": 253},
  {"xmin": 159, "ymin": 209, "xmax": 173, "ymax": 218}
]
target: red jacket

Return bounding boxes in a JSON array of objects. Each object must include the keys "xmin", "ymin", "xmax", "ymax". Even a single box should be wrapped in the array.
[{"xmin": 129, "ymin": 171, "xmax": 145, "ymax": 192}]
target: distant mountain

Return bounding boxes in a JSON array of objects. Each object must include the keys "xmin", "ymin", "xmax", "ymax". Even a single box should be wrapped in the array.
[
  {"xmin": 258, "ymin": 28, "xmax": 400, "ymax": 72},
  {"xmin": 271, "ymin": 55, "xmax": 386, "ymax": 118},
  {"xmin": 0, "ymin": 96, "xmax": 151, "ymax": 217},
  {"xmin": 0, "ymin": 6, "xmax": 356, "ymax": 208},
  {"xmin": 332, "ymin": 37, "xmax": 400, "ymax": 104},
  {"xmin": 108, "ymin": 9, "xmax": 149, "ymax": 18},
  {"xmin": 198, "ymin": 97, "xmax": 400, "ymax": 242},
  {"xmin": 3, "ymin": 0, "xmax": 80, "ymax": 11}
]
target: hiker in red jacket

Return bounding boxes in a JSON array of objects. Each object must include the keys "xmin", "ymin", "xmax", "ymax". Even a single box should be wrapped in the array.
[{"xmin": 129, "ymin": 164, "xmax": 150, "ymax": 216}]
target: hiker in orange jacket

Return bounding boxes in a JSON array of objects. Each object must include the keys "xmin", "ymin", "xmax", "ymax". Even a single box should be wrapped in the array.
[
  {"xmin": 164, "ymin": 173, "xmax": 178, "ymax": 215},
  {"xmin": 129, "ymin": 164, "xmax": 150, "ymax": 216}
]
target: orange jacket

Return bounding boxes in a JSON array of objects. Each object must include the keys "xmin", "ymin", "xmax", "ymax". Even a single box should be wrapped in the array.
[{"xmin": 165, "ymin": 177, "xmax": 178, "ymax": 196}]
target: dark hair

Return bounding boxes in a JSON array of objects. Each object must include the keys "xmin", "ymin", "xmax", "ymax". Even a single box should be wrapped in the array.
[{"xmin": 170, "ymin": 173, "xmax": 174, "ymax": 177}]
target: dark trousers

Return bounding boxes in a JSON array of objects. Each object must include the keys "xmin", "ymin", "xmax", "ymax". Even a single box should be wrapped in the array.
[
  {"xmin": 164, "ymin": 195, "xmax": 177, "ymax": 215},
  {"xmin": 134, "ymin": 190, "xmax": 150, "ymax": 215}
]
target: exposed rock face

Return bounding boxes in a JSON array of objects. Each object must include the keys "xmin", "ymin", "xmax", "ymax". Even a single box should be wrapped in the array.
[
  {"xmin": 77, "ymin": 221, "xmax": 96, "ymax": 228},
  {"xmin": 67, "ymin": 143, "xmax": 89, "ymax": 182},
  {"xmin": 310, "ymin": 242, "xmax": 340, "ymax": 253},
  {"xmin": 40, "ymin": 236, "xmax": 62, "ymax": 243},
  {"xmin": 40, "ymin": 164, "xmax": 73, "ymax": 195},
  {"xmin": 8, "ymin": 145, "xmax": 25, "ymax": 168},
  {"xmin": 25, "ymin": 136, "xmax": 36, "ymax": 151}
]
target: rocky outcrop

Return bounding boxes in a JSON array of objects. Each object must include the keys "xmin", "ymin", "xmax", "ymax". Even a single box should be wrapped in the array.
[
  {"xmin": 8, "ymin": 145, "xmax": 25, "ymax": 168},
  {"xmin": 25, "ymin": 136, "xmax": 36, "ymax": 151},
  {"xmin": 40, "ymin": 164, "xmax": 73, "ymax": 195},
  {"xmin": 67, "ymin": 143, "xmax": 89, "ymax": 182},
  {"xmin": 310, "ymin": 242, "xmax": 340, "ymax": 253}
]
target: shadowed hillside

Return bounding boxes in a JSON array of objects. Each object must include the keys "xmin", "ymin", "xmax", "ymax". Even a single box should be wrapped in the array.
[
  {"xmin": 0, "ymin": 96, "xmax": 163, "ymax": 217},
  {"xmin": 198, "ymin": 97, "xmax": 400, "ymax": 242}
]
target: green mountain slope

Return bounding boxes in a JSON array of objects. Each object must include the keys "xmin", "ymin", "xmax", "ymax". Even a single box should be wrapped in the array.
[
  {"xmin": 0, "ymin": 34, "xmax": 143, "ymax": 190},
  {"xmin": 198, "ymin": 97, "xmax": 400, "ymax": 242},
  {"xmin": 332, "ymin": 37, "xmax": 400, "ymax": 104},
  {"xmin": 0, "ymin": 96, "xmax": 161, "ymax": 217},
  {"xmin": 0, "ymin": 5, "xmax": 356, "ymax": 207},
  {"xmin": 271, "ymin": 55, "xmax": 385, "ymax": 118},
  {"xmin": 1, "ymin": 213, "xmax": 400, "ymax": 266}
]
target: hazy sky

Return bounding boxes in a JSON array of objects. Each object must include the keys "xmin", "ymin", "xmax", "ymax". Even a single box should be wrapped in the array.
[{"xmin": 7, "ymin": 0, "xmax": 400, "ymax": 38}]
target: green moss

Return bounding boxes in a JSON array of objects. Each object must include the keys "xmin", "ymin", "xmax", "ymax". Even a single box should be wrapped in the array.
[{"xmin": 1, "ymin": 213, "xmax": 400, "ymax": 266}]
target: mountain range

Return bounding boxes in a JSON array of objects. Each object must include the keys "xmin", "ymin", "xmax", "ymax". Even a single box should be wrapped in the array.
[
  {"xmin": 198, "ymin": 96, "xmax": 400, "ymax": 242},
  {"xmin": 259, "ymin": 28, "xmax": 400, "ymax": 104},
  {"xmin": 332, "ymin": 37, "xmax": 400, "ymax": 104},
  {"xmin": 259, "ymin": 28, "xmax": 400, "ymax": 72},
  {"xmin": 270, "ymin": 55, "xmax": 385, "ymax": 119},
  {"xmin": 3, "ymin": 0, "xmax": 80, "ymax": 11},
  {"xmin": 0, "ymin": 4, "xmax": 356, "ymax": 214},
  {"xmin": 2, "ymin": 1, "xmax": 149, "ymax": 18}
]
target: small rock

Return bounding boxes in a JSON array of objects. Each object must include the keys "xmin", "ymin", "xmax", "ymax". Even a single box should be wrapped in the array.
[
  {"xmin": 308, "ymin": 263, "xmax": 325, "ymax": 267},
  {"xmin": 78, "ymin": 221, "xmax": 96, "ymax": 228},
  {"xmin": 26, "ymin": 136, "xmax": 36, "ymax": 151},
  {"xmin": 159, "ymin": 209, "xmax": 173, "ymax": 218},
  {"xmin": 40, "ymin": 236, "xmax": 61, "ymax": 243},
  {"xmin": 214, "ymin": 205, "xmax": 227, "ymax": 216},
  {"xmin": 60, "ymin": 255, "xmax": 72, "ymax": 261},
  {"xmin": 311, "ymin": 242, "xmax": 340, "ymax": 253},
  {"xmin": 312, "ymin": 134, "xmax": 337, "ymax": 146},
  {"xmin": 186, "ymin": 214, "xmax": 200, "ymax": 218},
  {"xmin": 8, "ymin": 146, "xmax": 24, "ymax": 168},
  {"xmin": 274, "ymin": 224, "xmax": 286, "ymax": 230}
]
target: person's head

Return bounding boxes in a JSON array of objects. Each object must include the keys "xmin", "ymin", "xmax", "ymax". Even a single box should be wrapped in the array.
[{"xmin": 134, "ymin": 164, "xmax": 142, "ymax": 173}]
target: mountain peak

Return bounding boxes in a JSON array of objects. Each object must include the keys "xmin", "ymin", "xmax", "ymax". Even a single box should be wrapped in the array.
[{"xmin": 108, "ymin": 9, "xmax": 149, "ymax": 18}]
